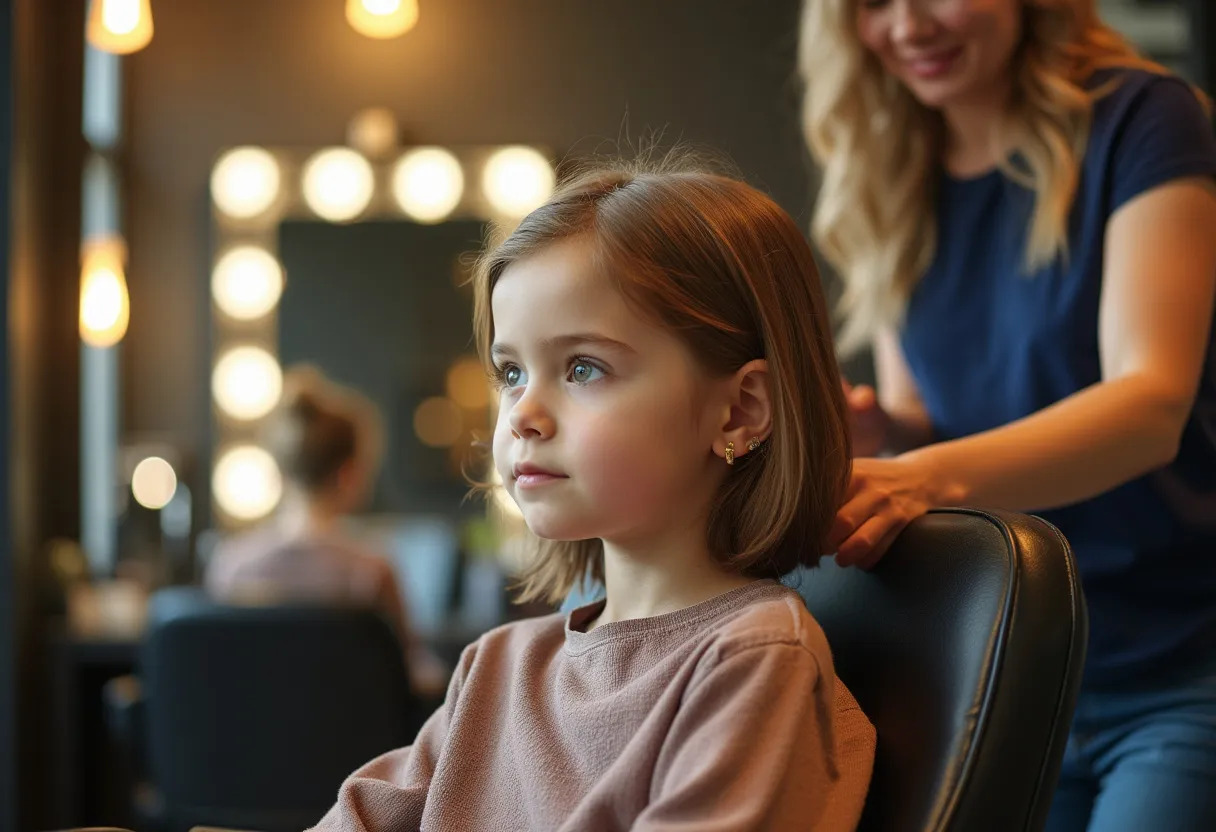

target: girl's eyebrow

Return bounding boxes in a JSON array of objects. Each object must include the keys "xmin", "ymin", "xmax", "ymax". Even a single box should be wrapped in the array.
[{"xmin": 491, "ymin": 333, "xmax": 637, "ymax": 360}]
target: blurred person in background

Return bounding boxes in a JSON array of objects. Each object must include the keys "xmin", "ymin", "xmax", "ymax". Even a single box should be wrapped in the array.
[
  {"xmin": 800, "ymin": 1, "xmax": 1216, "ymax": 828},
  {"xmin": 207, "ymin": 367, "xmax": 446, "ymax": 698}
]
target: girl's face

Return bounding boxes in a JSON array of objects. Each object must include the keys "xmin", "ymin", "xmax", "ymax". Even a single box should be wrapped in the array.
[
  {"xmin": 856, "ymin": 0, "xmax": 1022, "ymax": 111},
  {"xmin": 490, "ymin": 238, "xmax": 727, "ymax": 547}
]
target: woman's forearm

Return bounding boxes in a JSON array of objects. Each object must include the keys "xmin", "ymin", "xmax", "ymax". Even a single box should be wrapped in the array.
[{"xmin": 905, "ymin": 374, "xmax": 1188, "ymax": 512}]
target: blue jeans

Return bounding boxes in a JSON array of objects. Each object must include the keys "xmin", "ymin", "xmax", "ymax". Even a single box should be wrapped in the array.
[{"xmin": 1045, "ymin": 655, "xmax": 1216, "ymax": 831}]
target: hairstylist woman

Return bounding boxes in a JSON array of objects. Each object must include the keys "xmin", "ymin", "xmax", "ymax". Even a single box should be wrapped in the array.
[{"xmin": 800, "ymin": 1, "xmax": 1216, "ymax": 828}]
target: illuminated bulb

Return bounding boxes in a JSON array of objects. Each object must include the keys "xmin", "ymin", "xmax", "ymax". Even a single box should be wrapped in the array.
[
  {"xmin": 413, "ymin": 397, "xmax": 463, "ymax": 447},
  {"xmin": 212, "ymin": 246, "xmax": 284, "ymax": 321},
  {"xmin": 346, "ymin": 0, "xmax": 419, "ymax": 39},
  {"xmin": 211, "ymin": 147, "xmax": 281, "ymax": 220},
  {"xmin": 213, "ymin": 445, "xmax": 282, "ymax": 521},
  {"xmin": 79, "ymin": 236, "xmax": 129, "ymax": 348},
  {"xmin": 301, "ymin": 148, "xmax": 375, "ymax": 223},
  {"xmin": 212, "ymin": 346, "xmax": 282, "ymax": 420},
  {"xmin": 87, "ymin": 0, "xmax": 153, "ymax": 55},
  {"xmin": 392, "ymin": 147, "xmax": 464, "ymax": 223},
  {"xmin": 482, "ymin": 147, "xmax": 555, "ymax": 218},
  {"xmin": 446, "ymin": 356, "xmax": 491, "ymax": 409},
  {"xmin": 131, "ymin": 456, "xmax": 177, "ymax": 510}
]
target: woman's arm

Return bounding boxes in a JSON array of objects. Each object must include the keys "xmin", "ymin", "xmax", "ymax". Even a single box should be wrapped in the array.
[
  {"xmin": 843, "ymin": 326, "xmax": 934, "ymax": 456},
  {"xmin": 832, "ymin": 178, "xmax": 1216, "ymax": 567},
  {"xmin": 872, "ymin": 324, "xmax": 936, "ymax": 453}
]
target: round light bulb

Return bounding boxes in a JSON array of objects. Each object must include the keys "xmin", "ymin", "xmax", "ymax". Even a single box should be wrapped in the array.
[
  {"xmin": 212, "ymin": 246, "xmax": 284, "ymax": 321},
  {"xmin": 211, "ymin": 147, "xmax": 281, "ymax": 220},
  {"xmin": 413, "ymin": 397, "xmax": 463, "ymax": 448},
  {"xmin": 481, "ymin": 146, "xmax": 555, "ymax": 218},
  {"xmin": 346, "ymin": 0, "xmax": 418, "ymax": 39},
  {"xmin": 212, "ymin": 346, "xmax": 283, "ymax": 421},
  {"xmin": 131, "ymin": 456, "xmax": 178, "ymax": 510},
  {"xmin": 446, "ymin": 356, "xmax": 491, "ymax": 409},
  {"xmin": 392, "ymin": 147, "xmax": 464, "ymax": 223},
  {"xmin": 301, "ymin": 147, "xmax": 375, "ymax": 223},
  {"xmin": 87, "ymin": 0, "xmax": 153, "ymax": 55},
  {"xmin": 213, "ymin": 445, "xmax": 282, "ymax": 521}
]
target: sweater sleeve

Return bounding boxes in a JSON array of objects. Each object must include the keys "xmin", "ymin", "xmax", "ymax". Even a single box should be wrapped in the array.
[
  {"xmin": 632, "ymin": 641, "xmax": 842, "ymax": 832},
  {"xmin": 308, "ymin": 643, "xmax": 476, "ymax": 832}
]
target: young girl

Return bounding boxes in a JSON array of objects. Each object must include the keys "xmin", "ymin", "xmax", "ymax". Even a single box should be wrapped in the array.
[{"xmin": 310, "ymin": 160, "xmax": 876, "ymax": 831}]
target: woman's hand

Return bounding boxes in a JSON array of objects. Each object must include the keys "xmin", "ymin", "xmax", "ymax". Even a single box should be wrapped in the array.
[
  {"xmin": 829, "ymin": 455, "xmax": 953, "ymax": 570},
  {"xmin": 843, "ymin": 379, "xmax": 890, "ymax": 457}
]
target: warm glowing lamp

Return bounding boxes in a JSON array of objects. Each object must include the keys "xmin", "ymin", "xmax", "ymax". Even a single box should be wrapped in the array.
[
  {"xmin": 413, "ymin": 397, "xmax": 463, "ymax": 447},
  {"xmin": 131, "ymin": 456, "xmax": 177, "ymax": 509},
  {"xmin": 79, "ymin": 236, "xmax": 130, "ymax": 348},
  {"xmin": 213, "ymin": 445, "xmax": 282, "ymax": 520},
  {"xmin": 212, "ymin": 246, "xmax": 284, "ymax": 321},
  {"xmin": 211, "ymin": 147, "xmax": 281, "ymax": 220},
  {"xmin": 482, "ymin": 147, "xmax": 555, "ymax": 218},
  {"xmin": 212, "ymin": 346, "xmax": 283, "ymax": 421},
  {"xmin": 346, "ymin": 0, "xmax": 419, "ymax": 39},
  {"xmin": 87, "ymin": 0, "xmax": 154, "ymax": 55},
  {"xmin": 392, "ymin": 147, "xmax": 464, "ymax": 223},
  {"xmin": 301, "ymin": 148, "xmax": 375, "ymax": 223}
]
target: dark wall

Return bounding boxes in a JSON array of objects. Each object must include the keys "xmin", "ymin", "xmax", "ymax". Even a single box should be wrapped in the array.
[
  {"xmin": 123, "ymin": 0, "xmax": 812, "ymax": 475},
  {"xmin": 5, "ymin": 0, "xmax": 86, "ymax": 828},
  {"xmin": 1, "ymin": 0, "xmax": 14, "ymax": 825}
]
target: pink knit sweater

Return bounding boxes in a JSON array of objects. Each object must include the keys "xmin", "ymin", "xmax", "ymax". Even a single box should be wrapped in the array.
[{"xmin": 311, "ymin": 580, "xmax": 875, "ymax": 831}]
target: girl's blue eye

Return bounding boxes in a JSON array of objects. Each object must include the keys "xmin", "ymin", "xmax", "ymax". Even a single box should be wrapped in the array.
[
  {"xmin": 569, "ymin": 360, "xmax": 604, "ymax": 385},
  {"xmin": 500, "ymin": 364, "xmax": 525, "ymax": 389}
]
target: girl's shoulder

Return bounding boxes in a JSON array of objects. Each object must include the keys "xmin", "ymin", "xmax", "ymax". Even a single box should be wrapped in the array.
[{"xmin": 697, "ymin": 585, "xmax": 832, "ymax": 671}]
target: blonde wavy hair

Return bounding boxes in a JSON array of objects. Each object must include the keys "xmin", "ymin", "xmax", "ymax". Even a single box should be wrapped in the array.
[{"xmin": 801, "ymin": 0, "xmax": 1183, "ymax": 354}]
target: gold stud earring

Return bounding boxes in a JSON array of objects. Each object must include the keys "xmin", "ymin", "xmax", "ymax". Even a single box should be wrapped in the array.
[
  {"xmin": 747, "ymin": 437, "xmax": 761, "ymax": 452},
  {"xmin": 724, "ymin": 441, "xmax": 735, "ymax": 466}
]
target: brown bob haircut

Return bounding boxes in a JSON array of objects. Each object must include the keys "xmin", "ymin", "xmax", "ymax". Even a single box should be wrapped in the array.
[{"xmin": 472, "ymin": 154, "xmax": 851, "ymax": 604}]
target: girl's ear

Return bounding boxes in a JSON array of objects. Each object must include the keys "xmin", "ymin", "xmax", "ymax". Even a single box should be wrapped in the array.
[{"xmin": 712, "ymin": 358, "xmax": 773, "ymax": 462}]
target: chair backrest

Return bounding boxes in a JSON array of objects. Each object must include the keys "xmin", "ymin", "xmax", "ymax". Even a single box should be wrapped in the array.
[
  {"xmin": 796, "ymin": 508, "xmax": 1087, "ymax": 832},
  {"xmin": 141, "ymin": 588, "xmax": 423, "ymax": 832}
]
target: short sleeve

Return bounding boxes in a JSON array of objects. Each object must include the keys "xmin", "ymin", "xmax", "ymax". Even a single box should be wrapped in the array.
[{"xmin": 1109, "ymin": 75, "xmax": 1216, "ymax": 212}]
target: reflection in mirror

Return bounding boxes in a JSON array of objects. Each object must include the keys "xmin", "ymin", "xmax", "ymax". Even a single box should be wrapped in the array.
[{"xmin": 276, "ymin": 218, "xmax": 488, "ymax": 517}]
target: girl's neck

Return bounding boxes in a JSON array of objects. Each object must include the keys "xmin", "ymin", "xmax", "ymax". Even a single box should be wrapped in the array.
[{"xmin": 585, "ymin": 529, "xmax": 761, "ymax": 632}]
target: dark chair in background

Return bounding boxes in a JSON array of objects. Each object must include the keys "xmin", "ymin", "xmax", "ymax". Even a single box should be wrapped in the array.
[
  {"xmin": 798, "ymin": 508, "xmax": 1088, "ymax": 832},
  {"xmin": 106, "ymin": 588, "xmax": 428, "ymax": 832}
]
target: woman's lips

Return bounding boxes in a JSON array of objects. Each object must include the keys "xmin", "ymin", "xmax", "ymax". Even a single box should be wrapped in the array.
[{"xmin": 903, "ymin": 46, "xmax": 963, "ymax": 80}]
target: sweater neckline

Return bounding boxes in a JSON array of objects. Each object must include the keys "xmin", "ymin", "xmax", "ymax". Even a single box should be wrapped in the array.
[{"xmin": 563, "ymin": 579, "xmax": 782, "ymax": 655}]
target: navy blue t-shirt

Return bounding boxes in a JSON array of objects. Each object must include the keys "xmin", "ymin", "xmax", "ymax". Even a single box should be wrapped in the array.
[{"xmin": 901, "ymin": 69, "xmax": 1216, "ymax": 684}]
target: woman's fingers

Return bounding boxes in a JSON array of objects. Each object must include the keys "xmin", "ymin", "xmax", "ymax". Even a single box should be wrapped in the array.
[
  {"xmin": 854, "ymin": 521, "xmax": 906, "ymax": 571},
  {"xmin": 834, "ymin": 514, "xmax": 896, "ymax": 567},
  {"xmin": 847, "ymin": 383, "xmax": 878, "ymax": 412},
  {"xmin": 827, "ymin": 483, "xmax": 888, "ymax": 553}
]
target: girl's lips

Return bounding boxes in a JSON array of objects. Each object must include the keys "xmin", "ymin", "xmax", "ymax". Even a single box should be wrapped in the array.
[{"xmin": 515, "ymin": 472, "xmax": 567, "ymax": 489}]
